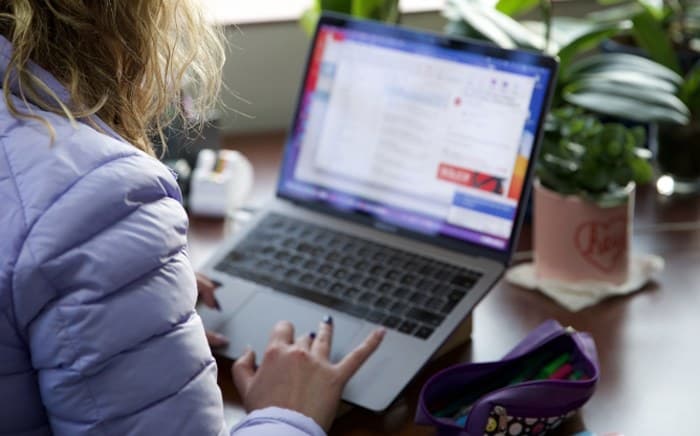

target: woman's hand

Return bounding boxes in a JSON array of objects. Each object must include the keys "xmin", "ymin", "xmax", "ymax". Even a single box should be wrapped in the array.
[
  {"xmin": 232, "ymin": 317, "xmax": 385, "ymax": 431},
  {"xmin": 195, "ymin": 273, "xmax": 229, "ymax": 347}
]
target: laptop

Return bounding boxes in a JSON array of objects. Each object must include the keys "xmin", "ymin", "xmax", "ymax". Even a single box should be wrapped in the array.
[{"xmin": 198, "ymin": 13, "xmax": 558, "ymax": 412}]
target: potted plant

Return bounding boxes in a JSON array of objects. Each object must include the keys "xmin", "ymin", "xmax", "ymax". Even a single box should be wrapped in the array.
[
  {"xmin": 534, "ymin": 106, "xmax": 652, "ymax": 284},
  {"xmin": 442, "ymin": 0, "xmax": 670, "ymax": 283},
  {"xmin": 300, "ymin": 0, "xmax": 400, "ymax": 35},
  {"xmin": 590, "ymin": 0, "xmax": 700, "ymax": 194}
]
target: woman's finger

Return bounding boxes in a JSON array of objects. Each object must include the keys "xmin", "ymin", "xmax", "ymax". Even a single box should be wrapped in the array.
[
  {"xmin": 269, "ymin": 320, "xmax": 295, "ymax": 345},
  {"xmin": 336, "ymin": 328, "xmax": 385, "ymax": 381},
  {"xmin": 295, "ymin": 332, "xmax": 314, "ymax": 350},
  {"xmin": 196, "ymin": 273, "xmax": 220, "ymax": 309},
  {"xmin": 206, "ymin": 330, "xmax": 229, "ymax": 347},
  {"xmin": 232, "ymin": 348, "xmax": 256, "ymax": 395},
  {"xmin": 311, "ymin": 315, "xmax": 333, "ymax": 359}
]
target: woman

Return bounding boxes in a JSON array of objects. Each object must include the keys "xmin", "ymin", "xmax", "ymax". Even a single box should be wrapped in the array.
[{"xmin": 0, "ymin": 1, "xmax": 384, "ymax": 435}]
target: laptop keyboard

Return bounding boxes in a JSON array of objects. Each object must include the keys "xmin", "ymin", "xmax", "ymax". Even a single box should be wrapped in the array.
[{"xmin": 214, "ymin": 213, "xmax": 482, "ymax": 340}]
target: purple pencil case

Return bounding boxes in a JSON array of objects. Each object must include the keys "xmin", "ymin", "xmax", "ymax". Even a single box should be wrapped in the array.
[{"xmin": 416, "ymin": 320, "xmax": 599, "ymax": 436}]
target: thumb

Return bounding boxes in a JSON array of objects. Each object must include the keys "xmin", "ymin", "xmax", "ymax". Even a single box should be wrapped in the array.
[{"xmin": 232, "ymin": 348, "xmax": 256, "ymax": 394}]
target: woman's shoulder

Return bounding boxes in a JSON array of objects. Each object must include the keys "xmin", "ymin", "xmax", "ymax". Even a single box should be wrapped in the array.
[{"xmin": 0, "ymin": 96, "xmax": 181, "ymax": 228}]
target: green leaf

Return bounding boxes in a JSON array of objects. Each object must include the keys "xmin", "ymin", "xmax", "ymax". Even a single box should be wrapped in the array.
[
  {"xmin": 588, "ymin": 2, "xmax": 644, "ymax": 23},
  {"xmin": 631, "ymin": 7, "xmax": 682, "ymax": 73},
  {"xmin": 448, "ymin": 0, "xmax": 546, "ymax": 49},
  {"xmin": 351, "ymin": 0, "xmax": 399, "ymax": 21},
  {"xmin": 630, "ymin": 155, "xmax": 654, "ymax": 184},
  {"xmin": 564, "ymin": 78, "xmax": 687, "ymax": 114},
  {"xmin": 320, "ymin": 0, "xmax": 352, "ymax": 13},
  {"xmin": 495, "ymin": 0, "xmax": 540, "ymax": 17},
  {"xmin": 563, "ymin": 87, "xmax": 690, "ymax": 124},
  {"xmin": 565, "ymin": 53, "xmax": 684, "ymax": 85},
  {"xmin": 300, "ymin": 7, "xmax": 321, "ymax": 36},
  {"xmin": 636, "ymin": 0, "xmax": 665, "ymax": 19},
  {"xmin": 556, "ymin": 19, "xmax": 631, "ymax": 73},
  {"xmin": 572, "ymin": 70, "xmax": 679, "ymax": 94},
  {"xmin": 448, "ymin": 0, "xmax": 518, "ymax": 48},
  {"xmin": 680, "ymin": 62, "xmax": 700, "ymax": 113}
]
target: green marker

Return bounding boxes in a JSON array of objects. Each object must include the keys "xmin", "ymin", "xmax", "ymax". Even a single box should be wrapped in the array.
[
  {"xmin": 509, "ymin": 351, "xmax": 554, "ymax": 384},
  {"xmin": 535, "ymin": 353, "xmax": 570, "ymax": 380},
  {"xmin": 569, "ymin": 370, "xmax": 584, "ymax": 380}
]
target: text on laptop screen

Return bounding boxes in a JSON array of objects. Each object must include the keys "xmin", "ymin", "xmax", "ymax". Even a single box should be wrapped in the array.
[{"xmin": 278, "ymin": 24, "xmax": 552, "ymax": 251}]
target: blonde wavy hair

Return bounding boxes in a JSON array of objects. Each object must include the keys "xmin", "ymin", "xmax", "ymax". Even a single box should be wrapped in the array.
[{"xmin": 0, "ymin": 0, "xmax": 225, "ymax": 155}]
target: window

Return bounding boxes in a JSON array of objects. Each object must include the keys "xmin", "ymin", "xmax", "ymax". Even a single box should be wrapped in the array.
[{"xmin": 201, "ymin": 0, "xmax": 445, "ymax": 26}]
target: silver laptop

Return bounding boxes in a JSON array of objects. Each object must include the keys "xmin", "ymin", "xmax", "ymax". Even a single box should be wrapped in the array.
[{"xmin": 198, "ymin": 13, "xmax": 557, "ymax": 412}]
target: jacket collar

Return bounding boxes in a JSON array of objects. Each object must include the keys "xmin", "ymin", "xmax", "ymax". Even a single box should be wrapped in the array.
[{"xmin": 0, "ymin": 34, "xmax": 125, "ymax": 143}]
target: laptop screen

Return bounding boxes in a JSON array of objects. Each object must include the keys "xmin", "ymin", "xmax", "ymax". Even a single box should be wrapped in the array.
[{"xmin": 278, "ymin": 17, "xmax": 555, "ymax": 254}]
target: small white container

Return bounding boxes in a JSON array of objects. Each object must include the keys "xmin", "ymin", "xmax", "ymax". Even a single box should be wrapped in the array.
[{"xmin": 189, "ymin": 149, "xmax": 254, "ymax": 217}]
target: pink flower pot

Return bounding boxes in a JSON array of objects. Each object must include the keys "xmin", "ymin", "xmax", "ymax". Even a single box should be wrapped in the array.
[{"xmin": 533, "ymin": 181, "xmax": 633, "ymax": 285}]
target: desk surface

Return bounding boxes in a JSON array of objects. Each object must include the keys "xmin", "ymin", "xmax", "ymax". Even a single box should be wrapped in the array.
[{"xmin": 188, "ymin": 132, "xmax": 700, "ymax": 436}]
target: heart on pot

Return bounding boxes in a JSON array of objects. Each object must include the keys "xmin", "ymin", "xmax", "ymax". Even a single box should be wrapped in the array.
[{"xmin": 574, "ymin": 217, "xmax": 628, "ymax": 273}]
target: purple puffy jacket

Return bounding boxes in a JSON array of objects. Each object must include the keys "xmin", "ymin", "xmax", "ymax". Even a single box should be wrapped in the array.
[{"xmin": 0, "ymin": 35, "xmax": 324, "ymax": 436}]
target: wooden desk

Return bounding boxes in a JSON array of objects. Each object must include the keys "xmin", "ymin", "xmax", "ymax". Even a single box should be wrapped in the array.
[{"xmin": 188, "ymin": 132, "xmax": 700, "ymax": 435}]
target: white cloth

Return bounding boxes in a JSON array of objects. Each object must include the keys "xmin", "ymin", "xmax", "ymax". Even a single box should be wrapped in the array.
[{"xmin": 505, "ymin": 254, "xmax": 665, "ymax": 311}]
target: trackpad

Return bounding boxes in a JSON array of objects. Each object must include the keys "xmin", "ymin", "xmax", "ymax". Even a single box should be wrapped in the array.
[{"xmin": 221, "ymin": 292, "xmax": 363, "ymax": 363}]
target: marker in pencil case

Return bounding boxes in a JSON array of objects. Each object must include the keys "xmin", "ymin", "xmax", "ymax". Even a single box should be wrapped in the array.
[
  {"xmin": 508, "ymin": 350, "xmax": 555, "ymax": 384},
  {"xmin": 568, "ymin": 369, "xmax": 586, "ymax": 380},
  {"xmin": 535, "ymin": 352, "xmax": 571, "ymax": 380},
  {"xmin": 548, "ymin": 363, "xmax": 574, "ymax": 380}
]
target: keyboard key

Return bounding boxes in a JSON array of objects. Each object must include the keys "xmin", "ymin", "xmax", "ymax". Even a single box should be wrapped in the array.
[
  {"xmin": 408, "ymin": 291, "xmax": 427, "ymax": 305},
  {"xmin": 416, "ymin": 278, "xmax": 434, "ymax": 290},
  {"xmin": 451, "ymin": 274, "xmax": 477, "ymax": 289},
  {"xmin": 318, "ymin": 263, "xmax": 333, "ymax": 274},
  {"xmin": 399, "ymin": 321, "xmax": 418, "ymax": 334},
  {"xmin": 392, "ymin": 287, "xmax": 410, "ymax": 299},
  {"xmin": 389, "ymin": 301, "xmax": 407, "ymax": 315},
  {"xmin": 419, "ymin": 264, "xmax": 435, "ymax": 276},
  {"xmin": 433, "ymin": 268, "xmax": 451, "ymax": 280},
  {"xmin": 401, "ymin": 274, "xmax": 417, "ymax": 285},
  {"xmin": 367, "ymin": 310, "xmax": 385, "ymax": 324},
  {"xmin": 334, "ymin": 269, "xmax": 348, "ymax": 279},
  {"xmin": 343, "ymin": 287, "xmax": 361, "ymax": 299},
  {"xmin": 303, "ymin": 259, "xmax": 319, "ymax": 270},
  {"xmin": 377, "ymin": 282, "xmax": 394, "ymax": 294},
  {"xmin": 348, "ymin": 273, "xmax": 363, "ymax": 284},
  {"xmin": 340, "ymin": 256, "xmax": 354, "ymax": 266},
  {"xmin": 375, "ymin": 296, "xmax": 392, "ymax": 310},
  {"xmin": 406, "ymin": 307, "xmax": 443, "ymax": 327},
  {"xmin": 415, "ymin": 326, "xmax": 434, "ymax": 339},
  {"xmin": 440, "ymin": 300, "xmax": 458, "ymax": 315},
  {"xmin": 448, "ymin": 289, "xmax": 467, "ymax": 302},
  {"xmin": 275, "ymin": 251, "xmax": 290, "ymax": 261},
  {"xmin": 387, "ymin": 256, "xmax": 403, "ymax": 267},
  {"xmin": 385, "ymin": 269, "xmax": 401, "ymax": 280},
  {"xmin": 329, "ymin": 283, "xmax": 345, "ymax": 295},
  {"xmin": 362, "ymin": 278, "xmax": 378, "ymax": 289},
  {"xmin": 370, "ymin": 265, "xmax": 385, "ymax": 275},
  {"xmin": 358, "ymin": 291, "xmax": 375, "ymax": 305},
  {"xmin": 426, "ymin": 297, "xmax": 443, "ymax": 311},
  {"xmin": 355, "ymin": 260, "xmax": 370, "ymax": 271},
  {"xmin": 432, "ymin": 284, "xmax": 451, "ymax": 298},
  {"xmin": 383, "ymin": 316, "xmax": 401, "ymax": 328},
  {"xmin": 314, "ymin": 277, "xmax": 330, "ymax": 289}
]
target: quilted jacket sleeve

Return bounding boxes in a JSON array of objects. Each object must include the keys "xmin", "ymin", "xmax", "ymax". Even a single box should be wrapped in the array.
[
  {"xmin": 11, "ymin": 151, "xmax": 227, "ymax": 435},
  {"xmin": 11, "ymin": 149, "xmax": 327, "ymax": 436}
]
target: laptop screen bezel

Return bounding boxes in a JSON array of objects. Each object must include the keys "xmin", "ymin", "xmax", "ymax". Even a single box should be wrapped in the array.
[{"xmin": 276, "ymin": 13, "xmax": 559, "ymax": 266}]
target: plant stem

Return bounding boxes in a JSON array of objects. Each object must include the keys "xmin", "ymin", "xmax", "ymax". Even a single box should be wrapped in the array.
[{"xmin": 540, "ymin": 0, "xmax": 553, "ymax": 53}]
